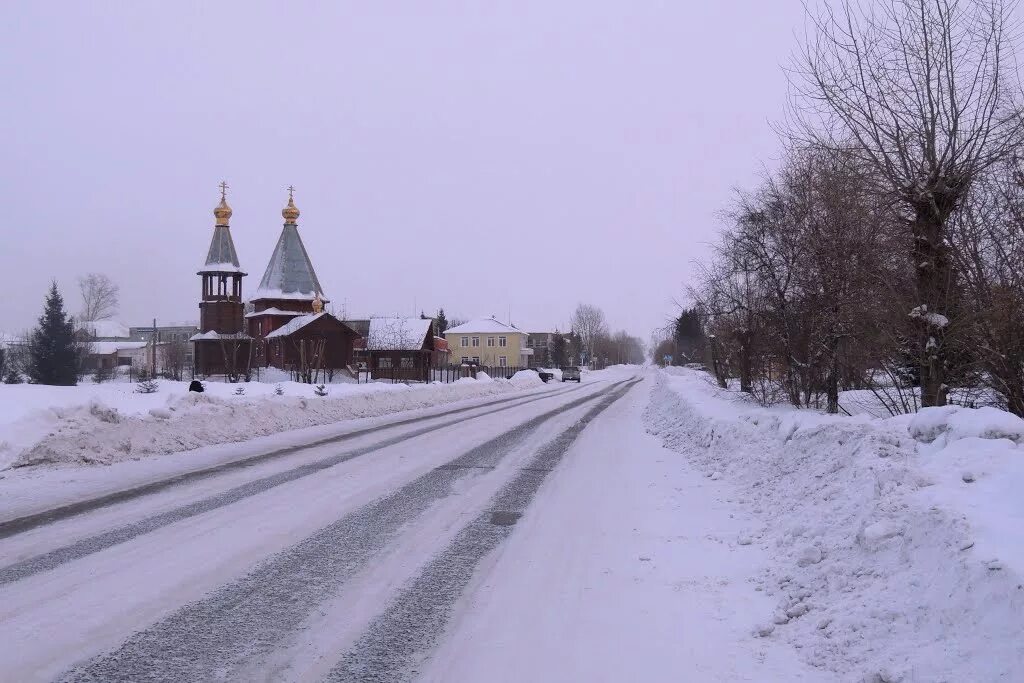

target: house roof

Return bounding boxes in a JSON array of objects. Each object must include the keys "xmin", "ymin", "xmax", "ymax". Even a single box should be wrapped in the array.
[
  {"xmin": 0, "ymin": 332, "xmax": 24, "ymax": 347},
  {"xmin": 444, "ymin": 317, "xmax": 524, "ymax": 335},
  {"xmin": 80, "ymin": 320, "xmax": 131, "ymax": 339},
  {"xmin": 343, "ymin": 319, "xmax": 371, "ymax": 339},
  {"xmin": 252, "ymin": 223, "xmax": 326, "ymax": 302},
  {"xmin": 244, "ymin": 307, "xmax": 302, "ymax": 318},
  {"xmin": 88, "ymin": 341, "xmax": 149, "ymax": 355},
  {"xmin": 366, "ymin": 317, "xmax": 433, "ymax": 351},
  {"xmin": 189, "ymin": 331, "xmax": 252, "ymax": 342},
  {"xmin": 265, "ymin": 312, "xmax": 330, "ymax": 339}
]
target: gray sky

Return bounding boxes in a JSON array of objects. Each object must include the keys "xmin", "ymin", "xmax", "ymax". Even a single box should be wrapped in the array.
[{"xmin": 1, "ymin": 1, "xmax": 804, "ymax": 338}]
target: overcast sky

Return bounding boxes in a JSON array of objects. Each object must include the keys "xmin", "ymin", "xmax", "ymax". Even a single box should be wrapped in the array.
[{"xmin": 1, "ymin": 1, "xmax": 806, "ymax": 338}]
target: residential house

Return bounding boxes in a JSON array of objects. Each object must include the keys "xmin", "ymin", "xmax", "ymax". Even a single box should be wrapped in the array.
[
  {"xmin": 359, "ymin": 317, "xmax": 437, "ymax": 381},
  {"xmin": 75, "ymin": 320, "xmax": 149, "ymax": 371},
  {"xmin": 444, "ymin": 317, "xmax": 530, "ymax": 368},
  {"xmin": 525, "ymin": 332, "xmax": 554, "ymax": 367}
]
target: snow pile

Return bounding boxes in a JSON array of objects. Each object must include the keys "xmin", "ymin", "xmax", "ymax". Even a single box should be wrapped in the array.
[
  {"xmin": 0, "ymin": 377, "xmax": 537, "ymax": 469},
  {"xmin": 908, "ymin": 405, "xmax": 1024, "ymax": 445},
  {"xmin": 645, "ymin": 368, "xmax": 1024, "ymax": 681},
  {"xmin": 508, "ymin": 370, "xmax": 544, "ymax": 388}
]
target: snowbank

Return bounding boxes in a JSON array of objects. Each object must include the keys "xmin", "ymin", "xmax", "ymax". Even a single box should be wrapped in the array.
[
  {"xmin": 645, "ymin": 368, "xmax": 1024, "ymax": 681},
  {"xmin": 508, "ymin": 370, "xmax": 544, "ymax": 388},
  {"xmin": 0, "ymin": 374, "xmax": 532, "ymax": 470}
]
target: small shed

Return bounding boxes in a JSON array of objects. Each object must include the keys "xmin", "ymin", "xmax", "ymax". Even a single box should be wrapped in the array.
[{"xmin": 362, "ymin": 317, "xmax": 435, "ymax": 381}]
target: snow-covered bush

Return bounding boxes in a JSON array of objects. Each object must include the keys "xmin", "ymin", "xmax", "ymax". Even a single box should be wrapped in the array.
[
  {"xmin": 234, "ymin": 386, "xmax": 245, "ymax": 396},
  {"xmin": 314, "ymin": 384, "xmax": 328, "ymax": 397},
  {"xmin": 135, "ymin": 378, "xmax": 159, "ymax": 394}
]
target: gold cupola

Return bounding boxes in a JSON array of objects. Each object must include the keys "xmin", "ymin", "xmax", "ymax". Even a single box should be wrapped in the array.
[
  {"xmin": 213, "ymin": 181, "xmax": 232, "ymax": 226},
  {"xmin": 282, "ymin": 185, "xmax": 300, "ymax": 224}
]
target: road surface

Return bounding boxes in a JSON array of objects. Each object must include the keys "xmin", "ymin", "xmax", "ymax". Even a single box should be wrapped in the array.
[
  {"xmin": 0, "ymin": 375, "xmax": 635, "ymax": 681},
  {"xmin": 0, "ymin": 370, "xmax": 831, "ymax": 682}
]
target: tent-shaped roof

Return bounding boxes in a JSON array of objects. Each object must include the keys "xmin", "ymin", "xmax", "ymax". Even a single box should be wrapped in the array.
[
  {"xmin": 445, "ymin": 317, "xmax": 523, "ymax": 335},
  {"xmin": 252, "ymin": 224, "xmax": 326, "ymax": 302},
  {"xmin": 366, "ymin": 317, "xmax": 433, "ymax": 351},
  {"xmin": 199, "ymin": 225, "xmax": 244, "ymax": 274}
]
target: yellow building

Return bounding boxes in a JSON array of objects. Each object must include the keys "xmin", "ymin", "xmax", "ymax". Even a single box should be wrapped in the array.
[{"xmin": 444, "ymin": 317, "xmax": 531, "ymax": 368}]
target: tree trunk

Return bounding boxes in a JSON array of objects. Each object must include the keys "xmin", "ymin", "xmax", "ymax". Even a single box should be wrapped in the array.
[
  {"xmin": 710, "ymin": 338, "xmax": 727, "ymax": 388},
  {"xmin": 737, "ymin": 329, "xmax": 753, "ymax": 394},
  {"xmin": 825, "ymin": 336, "xmax": 840, "ymax": 414},
  {"xmin": 912, "ymin": 201, "xmax": 953, "ymax": 407}
]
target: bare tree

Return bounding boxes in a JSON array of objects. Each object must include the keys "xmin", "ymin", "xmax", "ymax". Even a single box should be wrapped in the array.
[
  {"xmin": 161, "ymin": 339, "xmax": 189, "ymax": 381},
  {"xmin": 570, "ymin": 303, "xmax": 608, "ymax": 367},
  {"xmin": 78, "ymin": 273, "xmax": 120, "ymax": 322},
  {"xmin": 950, "ymin": 159, "xmax": 1024, "ymax": 414},
  {"xmin": 791, "ymin": 0, "xmax": 1024, "ymax": 406}
]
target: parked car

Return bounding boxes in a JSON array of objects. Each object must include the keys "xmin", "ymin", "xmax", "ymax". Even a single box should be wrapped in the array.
[
  {"xmin": 561, "ymin": 366, "xmax": 581, "ymax": 382},
  {"xmin": 521, "ymin": 367, "xmax": 554, "ymax": 382}
]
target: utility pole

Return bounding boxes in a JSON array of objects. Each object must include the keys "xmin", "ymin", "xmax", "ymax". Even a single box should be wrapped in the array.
[{"xmin": 151, "ymin": 318, "xmax": 157, "ymax": 378}]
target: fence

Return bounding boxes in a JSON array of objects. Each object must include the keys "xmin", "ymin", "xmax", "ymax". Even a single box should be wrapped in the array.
[{"xmin": 359, "ymin": 364, "xmax": 529, "ymax": 384}]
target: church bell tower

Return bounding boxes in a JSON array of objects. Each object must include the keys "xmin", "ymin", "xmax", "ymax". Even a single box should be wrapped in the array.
[{"xmin": 198, "ymin": 182, "xmax": 247, "ymax": 334}]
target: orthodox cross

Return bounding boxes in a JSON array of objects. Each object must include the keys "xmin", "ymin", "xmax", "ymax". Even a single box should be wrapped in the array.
[
  {"xmin": 287, "ymin": 185, "xmax": 295, "ymax": 200},
  {"xmin": 219, "ymin": 180, "xmax": 229, "ymax": 200}
]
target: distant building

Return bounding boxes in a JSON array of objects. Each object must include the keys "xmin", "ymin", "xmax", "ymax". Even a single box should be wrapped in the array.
[
  {"xmin": 526, "ymin": 332, "xmax": 554, "ymax": 367},
  {"xmin": 78, "ymin": 320, "xmax": 131, "ymax": 341},
  {"xmin": 444, "ymin": 317, "xmax": 530, "ymax": 368}
]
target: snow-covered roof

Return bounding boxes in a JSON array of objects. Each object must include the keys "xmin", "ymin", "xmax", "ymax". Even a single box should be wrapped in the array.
[
  {"xmin": 0, "ymin": 332, "xmax": 25, "ymax": 347},
  {"xmin": 244, "ymin": 307, "xmax": 302, "ymax": 318},
  {"xmin": 189, "ymin": 331, "xmax": 252, "ymax": 342},
  {"xmin": 265, "ymin": 312, "xmax": 329, "ymax": 339},
  {"xmin": 87, "ymin": 341, "xmax": 149, "ymax": 354},
  {"xmin": 366, "ymin": 317, "xmax": 433, "ymax": 351},
  {"xmin": 444, "ymin": 317, "xmax": 524, "ymax": 335},
  {"xmin": 79, "ymin": 320, "xmax": 131, "ymax": 339},
  {"xmin": 252, "ymin": 223, "xmax": 326, "ymax": 303},
  {"xmin": 199, "ymin": 225, "xmax": 244, "ymax": 274}
]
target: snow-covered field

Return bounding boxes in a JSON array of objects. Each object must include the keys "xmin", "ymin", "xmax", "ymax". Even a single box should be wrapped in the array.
[
  {"xmin": 0, "ymin": 372, "xmax": 550, "ymax": 472},
  {"xmin": 646, "ymin": 367, "xmax": 1024, "ymax": 681}
]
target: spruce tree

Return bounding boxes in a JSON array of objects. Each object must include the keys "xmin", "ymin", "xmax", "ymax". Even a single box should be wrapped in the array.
[
  {"xmin": 28, "ymin": 282, "xmax": 80, "ymax": 386},
  {"xmin": 436, "ymin": 308, "xmax": 448, "ymax": 335}
]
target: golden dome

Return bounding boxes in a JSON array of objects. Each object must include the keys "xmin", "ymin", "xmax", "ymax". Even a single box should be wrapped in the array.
[
  {"xmin": 282, "ymin": 185, "xmax": 300, "ymax": 223},
  {"xmin": 214, "ymin": 181, "xmax": 232, "ymax": 226}
]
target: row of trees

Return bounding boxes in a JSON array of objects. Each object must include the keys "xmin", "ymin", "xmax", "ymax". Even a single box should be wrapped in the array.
[{"xmin": 684, "ymin": 0, "xmax": 1024, "ymax": 416}]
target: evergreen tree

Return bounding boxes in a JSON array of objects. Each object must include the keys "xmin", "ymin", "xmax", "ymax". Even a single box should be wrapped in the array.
[
  {"xmin": 550, "ymin": 333, "xmax": 568, "ymax": 367},
  {"xmin": 4, "ymin": 367, "xmax": 24, "ymax": 384},
  {"xmin": 28, "ymin": 282, "xmax": 80, "ymax": 386},
  {"xmin": 436, "ymin": 308, "xmax": 449, "ymax": 335},
  {"xmin": 672, "ymin": 308, "xmax": 705, "ymax": 365}
]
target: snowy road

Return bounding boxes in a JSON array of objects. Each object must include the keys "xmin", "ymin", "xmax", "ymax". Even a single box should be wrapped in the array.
[
  {"xmin": 0, "ymin": 375, "xmax": 634, "ymax": 681},
  {"xmin": 0, "ymin": 370, "xmax": 833, "ymax": 682}
]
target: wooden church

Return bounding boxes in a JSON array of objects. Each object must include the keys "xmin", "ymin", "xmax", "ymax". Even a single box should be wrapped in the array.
[
  {"xmin": 191, "ymin": 185, "xmax": 358, "ymax": 380},
  {"xmin": 191, "ymin": 183, "xmax": 253, "ymax": 379}
]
